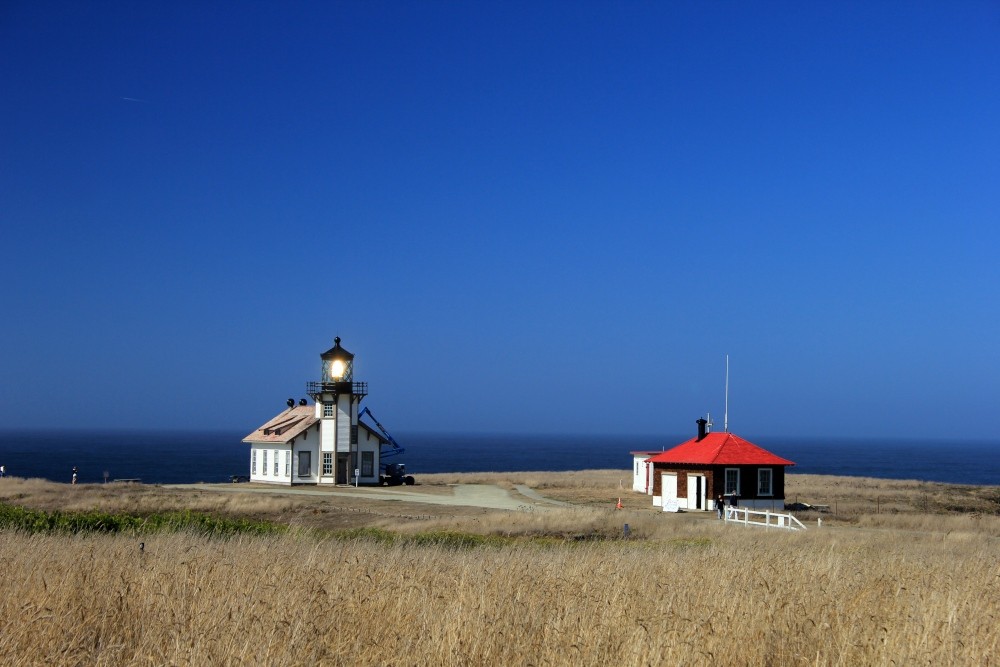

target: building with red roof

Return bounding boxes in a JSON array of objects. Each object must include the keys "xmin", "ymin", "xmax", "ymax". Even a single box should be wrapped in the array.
[{"xmin": 646, "ymin": 418, "xmax": 795, "ymax": 512}]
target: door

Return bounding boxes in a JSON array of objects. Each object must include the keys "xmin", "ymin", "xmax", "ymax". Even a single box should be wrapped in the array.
[
  {"xmin": 687, "ymin": 474, "xmax": 706, "ymax": 511},
  {"xmin": 661, "ymin": 473, "xmax": 679, "ymax": 512},
  {"xmin": 336, "ymin": 455, "xmax": 348, "ymax": 484}
]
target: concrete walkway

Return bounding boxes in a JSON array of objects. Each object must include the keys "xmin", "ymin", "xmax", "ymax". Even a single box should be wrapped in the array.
[
  {"xmin": 167, "ymin": 483, "xmax": 550, "ymax": 512},
  {"xmin": 514, "ymin": 484, "xmax": 572, "ymax": 506}
]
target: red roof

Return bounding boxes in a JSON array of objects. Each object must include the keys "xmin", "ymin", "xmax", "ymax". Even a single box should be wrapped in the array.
[{"xmin": 646, "ymin": 432, "xmax": 794, "ymax": 466}]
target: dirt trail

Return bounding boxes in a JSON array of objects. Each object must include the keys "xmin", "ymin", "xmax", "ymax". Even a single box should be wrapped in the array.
[{"xmin": 167, "ymin": 483, "xmax": 551, "ymax": 511}]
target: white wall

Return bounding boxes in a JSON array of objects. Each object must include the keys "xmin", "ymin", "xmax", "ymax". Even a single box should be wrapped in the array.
[
  {"xmin": 356, "ymin": 427, "xmax": 382, "ymax": 484},
  {"xmin": 732, "ymin": 498, "xmax": 785, "ymax": 511},
  {"xmin": 293, "ymin": 441, "xmax": 318, "ymax": 484},
  {"xmin": 248, "ymin": 443, "xmax": 294, "ymax": 485},
  {"xmin": 335, "ymin": 394, "xmax": 352, "ymax": 453}
]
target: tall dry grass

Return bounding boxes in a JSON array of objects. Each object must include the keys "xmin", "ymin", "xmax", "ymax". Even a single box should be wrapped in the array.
[{"xmin": 2, "ymin": 524, "xmax": 997, "ymax": 666}]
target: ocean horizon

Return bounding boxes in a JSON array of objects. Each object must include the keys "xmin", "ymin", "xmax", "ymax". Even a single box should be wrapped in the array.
[{"xmin": 0, "ymin": 430, "xmax": 996, "ymax": 487}]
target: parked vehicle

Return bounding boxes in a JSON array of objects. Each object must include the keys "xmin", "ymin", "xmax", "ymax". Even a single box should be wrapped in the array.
[
  {"xmin": 359, "ymin": 407, "xmax": 415, "ymax": 486},
  {"xmin": 380, "ymin": 462, "xmax": 415, "ymax": 486}
]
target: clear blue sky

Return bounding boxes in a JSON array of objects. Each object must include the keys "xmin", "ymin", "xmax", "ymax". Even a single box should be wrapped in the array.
[{"xmin": 2, "ymin": 1, "xmax": 998, "ymax": 439}]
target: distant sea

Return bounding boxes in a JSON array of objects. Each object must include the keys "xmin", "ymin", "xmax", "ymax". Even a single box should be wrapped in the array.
[{"xmin": 0, "ymin": 431, "xmax": 996, "ymax": 487}]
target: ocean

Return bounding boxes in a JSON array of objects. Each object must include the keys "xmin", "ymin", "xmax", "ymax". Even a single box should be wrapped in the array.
[{"xmin": 0, "ymin": 430, "xmax": 996, "ymax": 487}]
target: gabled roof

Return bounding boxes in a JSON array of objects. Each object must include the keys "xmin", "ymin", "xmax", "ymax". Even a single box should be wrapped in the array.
[
  {"xmin": 243, "ymin": 405, "xmax": 318, "ymax": 444},
  {"xmin": 358, "ymin": 419, "xmax": 388, "ymax": 444},
  {"xmin": 243, "ymin": 406, "xmax": 391, "ymax": 446},
  {"xmin": 646, "ymin": 432, "xmax": 794, "ymax": 466}
]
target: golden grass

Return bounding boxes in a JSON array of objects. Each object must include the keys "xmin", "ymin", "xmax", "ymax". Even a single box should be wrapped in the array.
[
  {"xmin": 2, "ymin": 471, "xmax": 998, "ymax": 538},
  {"xmin": 2, "ymin": 524, "xmax": 997, "ymax": 666},
  {"xmin": 2, "ymin": 471, "xmax": 999, "ymax": 665}
]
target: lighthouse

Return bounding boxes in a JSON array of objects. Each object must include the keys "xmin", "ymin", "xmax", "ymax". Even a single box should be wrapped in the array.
[
  {"xmin": 243, "ymin": 338, "xmax": 388, "ymax": 486},
  {"xmin": 308, "ymin": 337, "xmax": 368, "ymax": 484}
]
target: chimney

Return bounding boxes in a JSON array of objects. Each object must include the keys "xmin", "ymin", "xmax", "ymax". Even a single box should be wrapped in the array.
[{"xmin": 696, "ymin": 418, "xmax": 708, "ymax": 441}]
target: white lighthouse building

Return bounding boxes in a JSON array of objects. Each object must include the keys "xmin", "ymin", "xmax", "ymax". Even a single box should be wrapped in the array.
[{"xmin": 243, "ymin": 338, "xmax": 388, "ymax": 485}]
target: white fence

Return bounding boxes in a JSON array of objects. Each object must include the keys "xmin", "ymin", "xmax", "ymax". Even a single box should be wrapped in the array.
[{"xmin": 724, "ymin": 506, "xmax": 806, "ymax": 531}]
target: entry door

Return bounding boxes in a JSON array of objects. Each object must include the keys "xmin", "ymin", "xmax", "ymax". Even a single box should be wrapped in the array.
[
  {"xmin": 687, "ymin": 474, "xmax": 706, "ymax": 510},
  {"xmin": 336, "ymin": 455, "xmax": 348, "ymax": 484},
  {"xmin": 661, "ymin": 473, "xmax": 679, "ymax": 512}
]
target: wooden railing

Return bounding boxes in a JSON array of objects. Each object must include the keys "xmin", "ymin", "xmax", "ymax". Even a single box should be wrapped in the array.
[{"xmin": 724, "ymin": 506, "xmax": 806, "ymax": 531}]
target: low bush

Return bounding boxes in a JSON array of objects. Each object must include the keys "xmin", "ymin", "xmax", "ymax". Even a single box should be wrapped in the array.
[{"xmin": 0, "ymin": 502, "xmax": 285, "ymax": 537}]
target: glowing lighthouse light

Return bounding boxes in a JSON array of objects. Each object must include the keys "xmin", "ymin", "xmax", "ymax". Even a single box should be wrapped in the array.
[{"xmin": 330, "ymin": 359, "xmax": 346, "ymax": 380}]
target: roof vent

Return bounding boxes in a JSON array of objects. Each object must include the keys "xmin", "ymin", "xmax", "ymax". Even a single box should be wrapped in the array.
[{"xmin": 696, "ymin": 418, "xmax": 708, "ymax": 442}]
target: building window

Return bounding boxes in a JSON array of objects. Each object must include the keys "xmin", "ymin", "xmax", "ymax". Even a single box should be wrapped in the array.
[
  {"xmin": 758, "ymin": 468, "xmax": 773, "ymax": 496},
  {"xmin": 273, "ymin": 450, "xmax": 278, "ymax": 475},
  {"xmin": 323, "ymin": 403, "xmax": 334, "ymax": 417},
  {"xmin": 252, "ymin": 449, "xmax": 257, "ymax": 475},
  {"xmin": 350, "ymin": 425, "xmax": 358, "ymax": 445},
  {"xmin": 362, "ymin": 451, "xmax": 374, "ymax": 476},
  {"xmin": 263, "ymin": 450, "xmax": 268, "ymax": 476},
  {"xmin": 298, "ymin": 451, "xmax": 311, "ymax": 477},
  {"xmin": 725, "ymin": 468, "xmax": 739, "ymax": 495},
  {"xmin": 285, "ymin": 451, "xmax": 290, "ymax": 477},
  {"xmin": 323, "ymin": 452, "xmax": 333, "ymax": 476}
]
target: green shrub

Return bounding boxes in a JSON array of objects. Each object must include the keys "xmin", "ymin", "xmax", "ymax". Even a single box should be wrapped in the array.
[{"xmin": 0, "ymin": 503, "xmax": 285, "ymax": 537}]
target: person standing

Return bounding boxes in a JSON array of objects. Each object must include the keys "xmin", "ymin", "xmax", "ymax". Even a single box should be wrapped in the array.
[
  {"xmin": 0, "ymin": 464, "xmax": 5, "ymax": 478},
  {"xmin": 72, "ymin": 466, "xmax": 78, "ymax": 485},
  {"xmin": 717, "ymin": 494, "xmax": 725, "ymax": 519}
]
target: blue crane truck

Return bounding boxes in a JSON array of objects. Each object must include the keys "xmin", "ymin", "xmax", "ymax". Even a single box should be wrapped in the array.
[{"xmin": 359, "ymin": 407, "xmax": 415, "ymax": 486}]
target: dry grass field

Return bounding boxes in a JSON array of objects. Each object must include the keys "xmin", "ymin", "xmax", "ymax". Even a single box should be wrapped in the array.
[{"xmin": 1, "ymin": 472, "xmax": 997, "ymax": 666}]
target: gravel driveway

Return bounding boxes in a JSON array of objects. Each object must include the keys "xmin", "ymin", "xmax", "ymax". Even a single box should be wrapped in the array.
[{"xmin": 167, "ymin": 483, "xmax": 545, "ymax": 511}]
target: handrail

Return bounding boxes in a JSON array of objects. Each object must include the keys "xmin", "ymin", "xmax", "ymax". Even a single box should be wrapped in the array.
[
  {"xmin": 305, "ymin": 381, "xmax": 368, "ymax": 397},
  {"xmin": 724, "ymin": 506, "xmax": 806, "ymax": 531}
]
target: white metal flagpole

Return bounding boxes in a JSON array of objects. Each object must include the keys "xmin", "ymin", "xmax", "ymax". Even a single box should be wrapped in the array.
[{"xmin": 724, "ymin": 354, "xmax": 729, "ymax": 433}]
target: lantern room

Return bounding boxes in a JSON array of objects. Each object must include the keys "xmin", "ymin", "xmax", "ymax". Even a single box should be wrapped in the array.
[{"xmin": 320, "ymin": 336, "xmax": 354, "ymax": 384}]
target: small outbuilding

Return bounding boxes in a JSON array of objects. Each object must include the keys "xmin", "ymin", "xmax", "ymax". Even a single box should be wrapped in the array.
[
  {"xmin": 630, "ymin": 450, "xmax": 662, "ymax": 493},
  {"xmin": 647, "ymin": 418, "xmax": 794, "ymax": 512}
]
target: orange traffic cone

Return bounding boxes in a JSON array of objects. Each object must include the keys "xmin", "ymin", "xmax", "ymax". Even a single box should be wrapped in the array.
[{"xmin": 615, "ymin": 498, "xmax": 623, "ymax": 510}]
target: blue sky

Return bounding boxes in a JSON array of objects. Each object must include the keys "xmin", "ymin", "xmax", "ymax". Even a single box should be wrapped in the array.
[{"xmin": 2, "ymin": 1, "xmax": 998, "ymax": 439}]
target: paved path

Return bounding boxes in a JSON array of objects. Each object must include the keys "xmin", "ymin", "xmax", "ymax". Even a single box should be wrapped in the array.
[
  {"xmin": 514, "ymin": 484, "xmax": 572, "ymax": 506},
  {"xmin": 167, "ymin": 483, "xmax": 548, "ymax": 511}
]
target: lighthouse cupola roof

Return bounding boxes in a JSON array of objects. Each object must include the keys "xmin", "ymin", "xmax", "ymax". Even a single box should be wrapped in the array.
[{"xmin": 320, "ymin": 336, "xmax": 354, "ymax": 364}]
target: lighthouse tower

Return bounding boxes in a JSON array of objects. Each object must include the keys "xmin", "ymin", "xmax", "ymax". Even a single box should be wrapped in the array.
[
  {"xmin": 244, "ymin": 337, "xmax": 389, "ymax": 486},
  {"xmin": 307, "ymin": 337, "xmax": 368, "ymax": 484}
]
